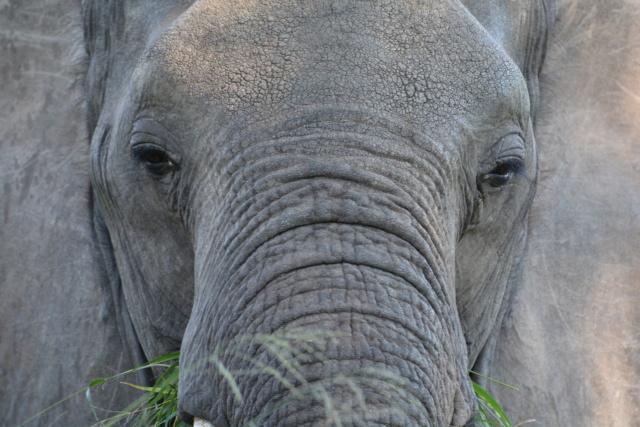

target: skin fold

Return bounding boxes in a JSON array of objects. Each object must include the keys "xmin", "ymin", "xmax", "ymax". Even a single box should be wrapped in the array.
[{"xmin": 2, "ymin": 0, "xmax": 639, "ymax": 426}]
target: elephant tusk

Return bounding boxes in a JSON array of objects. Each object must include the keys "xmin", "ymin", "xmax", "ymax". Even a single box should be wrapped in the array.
[{"xmin": 194, "ymin": 418, "xmax": 215, "ymax": 427}]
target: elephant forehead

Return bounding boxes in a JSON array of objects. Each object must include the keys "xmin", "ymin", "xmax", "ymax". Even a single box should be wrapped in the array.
[{"xmin": 140, "ymin": 0, "xmax": 527, "ymax": 134}]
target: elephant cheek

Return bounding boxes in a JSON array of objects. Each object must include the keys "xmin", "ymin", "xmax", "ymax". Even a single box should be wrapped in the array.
[{"xmin": 178, "ymin": 221, "xmax": 476, "ymax": 426}]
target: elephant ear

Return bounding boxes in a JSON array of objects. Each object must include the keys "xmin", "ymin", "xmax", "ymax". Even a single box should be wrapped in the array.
[
  {"xmin": 0, "ymin": 1, "xmax": 143, "ymax": 425},
  {"xmin": 481, "ymin": 1, "xmax": 640, "ymax": 425}
]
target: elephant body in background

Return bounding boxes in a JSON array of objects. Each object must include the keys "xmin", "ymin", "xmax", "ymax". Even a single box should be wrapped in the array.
[{"xmin": 1, "ymin": 0, "xmax": 639, "ymax": 425}]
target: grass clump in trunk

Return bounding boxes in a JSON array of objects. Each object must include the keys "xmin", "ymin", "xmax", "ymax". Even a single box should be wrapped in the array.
[{"xmin": 21, "ymin": 330, "xmax": 517, "ymax": 427}]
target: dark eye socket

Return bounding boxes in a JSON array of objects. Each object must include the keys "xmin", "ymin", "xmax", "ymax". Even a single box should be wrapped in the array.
[
  {"xmin": 482, "ymin": 159, "xmax": 525, "ymax": 188},
  {"xmin": 131, "ymin": 144, "xmax": 176, "ymax": 176}
]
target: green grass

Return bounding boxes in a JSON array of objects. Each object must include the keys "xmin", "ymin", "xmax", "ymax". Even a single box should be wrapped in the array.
[
  {"xmin": 21, "ymin": 330, "xmax": 517, "ymax": 426},
  {"xmin": 17, "ymin": 352, "xmax": 184, "ymax": 427},
  {"xmin": 470, "ymin": 370, "xmax": 518, "ymax": 427},
  {"xmin": 91, "ymin": 352, "xmax": 185, "ymax": 427}
]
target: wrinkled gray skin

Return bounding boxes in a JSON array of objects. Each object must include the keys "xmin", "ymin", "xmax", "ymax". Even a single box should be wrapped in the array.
[
  {"xmin": 86, "ymin": 0, "xmax": 544, "ymax": 424},
  {"xmin": 1, "ymin": 0, "xmax": 639, "ymax": 426}
]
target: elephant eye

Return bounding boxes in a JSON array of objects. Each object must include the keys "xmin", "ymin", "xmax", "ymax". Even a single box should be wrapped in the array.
[
  {"xmin": 131, "ymin": 144, "xmax": 176, "ymax": 176},
  {"xmin": 482, "ymin": 159, "xmax": 524, "ymax": 188}
]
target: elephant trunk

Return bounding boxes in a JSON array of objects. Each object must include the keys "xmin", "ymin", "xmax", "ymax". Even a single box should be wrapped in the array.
[{"xmin": 178, "ymin": 125, "xmax": 476, "ymax": 425}]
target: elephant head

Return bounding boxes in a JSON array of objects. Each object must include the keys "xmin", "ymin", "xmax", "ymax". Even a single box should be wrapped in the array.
[{"xmin": 84, "ymin": 0, "xmax": 551, "ymax": 425}]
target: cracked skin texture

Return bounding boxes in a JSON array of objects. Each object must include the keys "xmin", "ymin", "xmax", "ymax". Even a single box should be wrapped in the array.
[
  {"xmin": 94, "ymin": 1, "xmax": 537, "ymax": 425},
  {"xmin": 2, "ymin": 0, "xmax": 640, "ymax": 426},
  {"xmin": 145, "ymin": 0, "xmax": 526, "ymax": 129}
]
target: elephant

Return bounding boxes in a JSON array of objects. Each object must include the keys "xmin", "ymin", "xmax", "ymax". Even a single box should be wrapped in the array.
[{"xmin": 1, "ymin": 0, "xmax": 639, "ymax": 425}]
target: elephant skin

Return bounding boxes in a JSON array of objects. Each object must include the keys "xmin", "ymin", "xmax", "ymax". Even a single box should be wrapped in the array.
[{"xmin": 1, "ymin": 0, "xmax": 639, "ymax": 426}]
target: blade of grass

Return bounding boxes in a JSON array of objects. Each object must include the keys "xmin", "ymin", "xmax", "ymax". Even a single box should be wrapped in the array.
[
  {"xmin": 472, "ymin": 380, "xmax": 512, "ymax": 426},
  {"xmin": 470, "ymin": 370, "xmax": 519, "ymax": 391}
]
